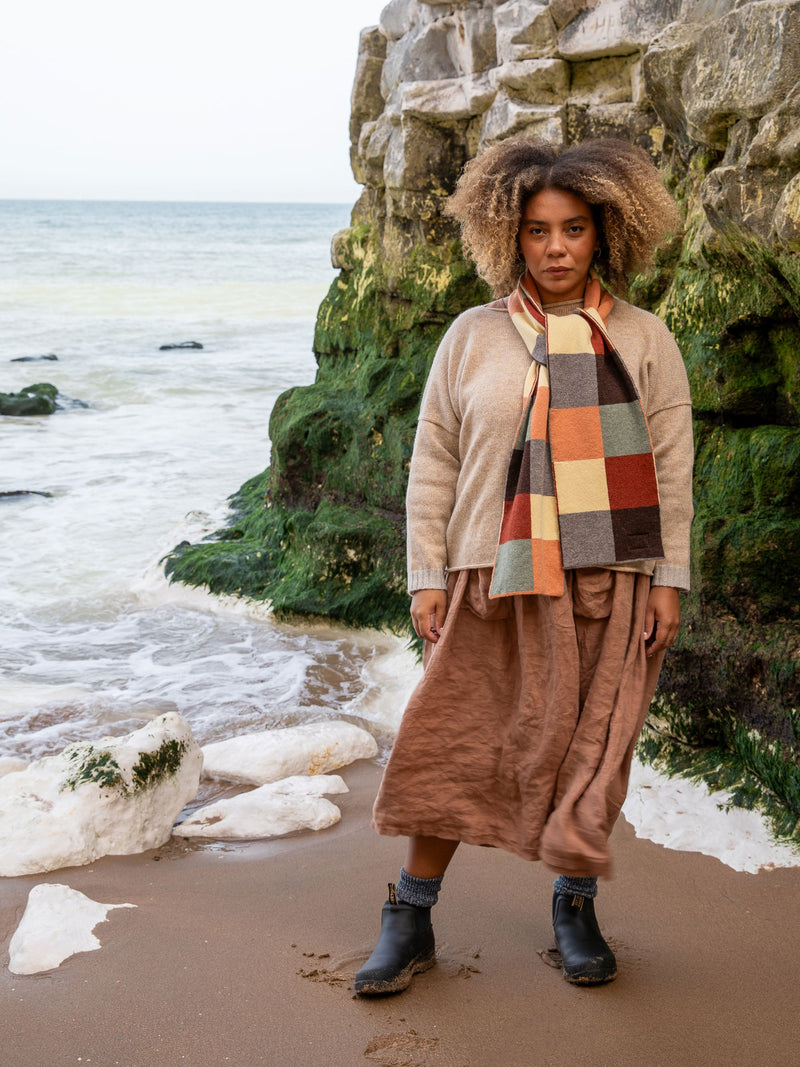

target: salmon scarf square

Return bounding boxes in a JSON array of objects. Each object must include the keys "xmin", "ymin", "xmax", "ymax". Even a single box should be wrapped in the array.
[{"xmin": 490, "ymin": 275, "xmax": 663, "ymax": 597}]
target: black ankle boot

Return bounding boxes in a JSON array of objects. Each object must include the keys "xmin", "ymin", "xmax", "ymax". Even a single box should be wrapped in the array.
[
  {"xmin": 552, "ymin": 890, "xmax": 617, "ymax": 985},
  {"xmin": 355, "ymin": 884, "xmax": 436, "ymax": 996}
]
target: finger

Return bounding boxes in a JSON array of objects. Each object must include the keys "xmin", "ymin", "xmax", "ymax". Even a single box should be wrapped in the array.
[
  {"xmin": 412, "ymin": 613, "xmax": 438, "ymax": 643},
  {"xmin": 647, "ymin": 622, "xmax": 677, "ymax": 657},
  {"xmin": 643, "ymin": 605, "xmax": 656, "ymax": 641}
]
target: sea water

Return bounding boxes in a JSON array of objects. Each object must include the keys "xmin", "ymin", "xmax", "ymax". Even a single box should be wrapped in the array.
[{"xmin": 0, "ymin": 200, "xmax": 420, "ymax": 763}]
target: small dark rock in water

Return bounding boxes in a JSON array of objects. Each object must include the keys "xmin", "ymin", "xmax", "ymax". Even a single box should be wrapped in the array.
[
  {"xmin": 0, "ymin": 383, "xmax": 58, "ymax": 416},
  {"xmin": 158, "ymin": 341, "xmax": 204, "ymax": 351},
  {"xmin": 10, "ymin": 354, "xmax": 59, "ymax": 363},
  {"xmin": 0, "ymin": 490, "xmax": 53, "ymax": 501},
  {"xmin": 55, "ymin": 394, "xmax": 90, "ymax": 411}
]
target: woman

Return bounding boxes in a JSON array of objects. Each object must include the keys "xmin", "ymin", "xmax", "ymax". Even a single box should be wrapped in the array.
[{"xmin": 355, "ymin": 138, "xmax": 693, "ymax": 994}]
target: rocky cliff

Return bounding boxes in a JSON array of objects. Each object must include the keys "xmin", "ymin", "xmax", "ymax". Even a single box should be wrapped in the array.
[{"xmin": 166, "ymin": 0, "xmax": 800, "ymax": 834}]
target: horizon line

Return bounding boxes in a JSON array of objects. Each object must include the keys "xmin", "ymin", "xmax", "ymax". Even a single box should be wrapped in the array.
[{"xmin": 0, "ymin": 196, "xmax": 356, "ymax": 207}]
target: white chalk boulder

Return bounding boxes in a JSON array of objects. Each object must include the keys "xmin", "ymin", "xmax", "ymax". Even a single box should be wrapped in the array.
[
  {"xmin": 8, "ymin": 883, "xmax": 136, "ymax": 975},
  {"xmin": 200, "ymin": 720, "xmax": 378, "ymax": 786},
  {"xmin": 0, "ymin": 712, "xmax": 202, "ymax": 876},
  {"xmin": 174, "ymin": 774, "xmax": 349, "ymax": 840},
  {"xmin": 0, "ymin": 757, "xmax": 28, "ymax": 778}
]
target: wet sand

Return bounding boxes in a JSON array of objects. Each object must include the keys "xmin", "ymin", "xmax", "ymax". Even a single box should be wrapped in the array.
[{"xmin": 1, "ymin": 759, "xmax": 798, "ymax": 1067}]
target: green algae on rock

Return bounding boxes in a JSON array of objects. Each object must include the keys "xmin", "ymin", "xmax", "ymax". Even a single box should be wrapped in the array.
[
  {"xmin": 61, "ymin": 736, "xmax": 189, "ymax": 797},
  {"xmin": 61, "ymin": 747, "xmax": 123, "ymax": 793},
  {"xmin": 164, "ymin": 224, "xmax": 489, "ymax": 633},
  {"xmin": 0, "ymin": 383, "xmax": 58, "ymax": 417}
]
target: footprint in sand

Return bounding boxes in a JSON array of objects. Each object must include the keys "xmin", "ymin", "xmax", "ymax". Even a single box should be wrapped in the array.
[
  {"xmin": 294, "ymin": 948, "xmax": 350, "ymax": 986},
  {"xmin": 363, "ymin": 1031, "xmax": 440, "ymax": 1066}
]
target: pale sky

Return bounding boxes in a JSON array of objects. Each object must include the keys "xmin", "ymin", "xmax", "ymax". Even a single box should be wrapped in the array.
[{"xmin": 0, "ymin": 0, "xmax": 384, "ymax": 202}]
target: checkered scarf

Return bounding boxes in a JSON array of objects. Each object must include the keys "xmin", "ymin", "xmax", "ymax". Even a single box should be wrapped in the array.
[{"xmin": 489, "ymin": 273, "xmax": 663, "ymax": 598}]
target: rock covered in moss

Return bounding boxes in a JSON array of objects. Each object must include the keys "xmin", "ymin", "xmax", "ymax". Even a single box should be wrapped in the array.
[
  {"xmin": 174, "ymin": 774, "xmax": 348, "ymax": 840},
  {"xmin": 0, "ymin": 382, "xmax": 88, "ymax": 416},
  {"xmin": 200, "ymin": 720, "xmax": 378, "ymax": 785},
  {"xmin": 0, "ymin": 383, "xmax": 58, "ymax": 416},
  {"xmin": 0, "ymin": 713, "xmax": 202, "ymax": 876}
]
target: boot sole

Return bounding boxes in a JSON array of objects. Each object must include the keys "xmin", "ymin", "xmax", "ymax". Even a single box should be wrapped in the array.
[
  {"xmin": 354, "ymin": 951, "xmax": 436, "ymax": 996},
  {"xmin": 562, "ymin": 965, "xmax": 617, "ymax": 986}
]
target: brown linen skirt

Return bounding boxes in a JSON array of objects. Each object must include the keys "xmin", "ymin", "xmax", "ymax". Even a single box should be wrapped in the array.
[{"xmin": 372, "ymin": 567, "xmax": 664, "ymax": 878}]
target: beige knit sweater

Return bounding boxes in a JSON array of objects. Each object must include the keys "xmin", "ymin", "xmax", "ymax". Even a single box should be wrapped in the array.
[{"xmin": 407, "ymin": 296, "xmax": 694, "ymax": 593}]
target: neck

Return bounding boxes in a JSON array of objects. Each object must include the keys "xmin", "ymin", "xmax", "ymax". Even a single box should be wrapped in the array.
[{"xmin": 520, "ymin": 271, "xmax": 613, "ymax": 324}]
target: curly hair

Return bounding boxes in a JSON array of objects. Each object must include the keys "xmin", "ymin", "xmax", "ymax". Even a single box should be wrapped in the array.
[{"xmin": 444, "ymin": 137, "xmax": 680, "ymax": 297}]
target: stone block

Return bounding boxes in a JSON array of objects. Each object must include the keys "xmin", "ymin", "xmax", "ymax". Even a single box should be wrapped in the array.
[
  {"xmin": 400, "ymin": 73, "xmax": 496, "ymax": 121},
  {"xmin": 773, "ymin": 173, "xmax": 800, "ymax": 250},
  {"xmin": 380, "ymin": 0, "xmax": 419, "ymax": 41},
  {"xmin": 349, "ymin": 26, "xmax": 387, "ymax": 146},
  {"xmin": 354, "ymin": 115, "xmax": 394, "ymax": 187},
  {"xmin": 549, "ymin": 0, "xmax": 590, "ymax": 31},
  {"xmin": 568, "ymin": 55, "xmax": 635, "ymax": 105},
  {"xmin": 494, "ymin": 1, "xmax": 556, "ymax": 62},
  {"xmin": 641, "ymin": 27, "xmax": 695, "ymax": 151},
  {"xmin": 701, "ymin": 164, "xmax": 790, "ymax": 243},
  {"xmin": 558, "ymin": 0, "xmax": 681, "ymax": 60},
  {"xmin": 693, "ymin": 512, "xmax": 800, "ymax": 621},
  {"xmin": 749, "ymin": 425, "xmax": 800, "ymax": 511},
  {"xmin": 381, "ymin": 6, "xmax": 495, "ymax": 106},
  {"xmin": 630, "ymin": 58, "xmax": 647, "ymax": 106},
  {"xmin": 683, "ymin": 1, "xmax": 800, "ymax": 148},
  {"xmin": 445, "ymin": 5, "xmax": 497, "ymax": 74},
  {"xmin": 381, "ymin": 21, "xmax": 458, "ymax": 105},
  {"xmin": 384, "ymin": 117, "xmax": 465, "ymax": 191},
  {"xmin": 480, "ymin": 94, "xmax": 564, "ymax": 144},
  {"xmin": 566, "ymin": 102, "xmax": 663, "ymax": 157},
  {"xmin": 747, "ymin": 84, "xmax": 800, "ymax": 169},
  {"xmin": 492, "ymin": 58, "xmax": 570, "ymax": 105}
]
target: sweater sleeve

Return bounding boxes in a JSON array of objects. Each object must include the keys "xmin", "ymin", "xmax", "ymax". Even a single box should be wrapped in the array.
[
  {"xmin": 406, "ymin": 329, "xmax": 463, "ymax": 593},
  {"xmin": 645, "ymin": 322, "xmax": 694, "ymax": 591}
]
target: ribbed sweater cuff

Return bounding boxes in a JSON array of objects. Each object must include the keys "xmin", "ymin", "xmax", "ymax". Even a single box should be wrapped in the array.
[
  {"xmin": 408, "ymin": 568, "xmax": 448, "ymax": 594},
  {"xmin": 651, "ymin": 564, "xmax": 690, "ymax": 591}
]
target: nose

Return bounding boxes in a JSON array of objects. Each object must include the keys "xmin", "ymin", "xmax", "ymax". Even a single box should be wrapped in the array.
[{"xmin": 546, "ymin": 232, "xmax": 566, "ymax": 256}]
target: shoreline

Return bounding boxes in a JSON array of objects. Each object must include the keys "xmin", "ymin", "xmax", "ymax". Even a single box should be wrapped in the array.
[{"xmin": 2, "ymin": 759, "xmax": 799, "ymax": 1066}]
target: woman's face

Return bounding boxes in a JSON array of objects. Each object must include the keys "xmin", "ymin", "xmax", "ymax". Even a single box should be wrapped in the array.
[{"xmin": 518, "ymin": 187, "xmax": 599, "ymax": 303}]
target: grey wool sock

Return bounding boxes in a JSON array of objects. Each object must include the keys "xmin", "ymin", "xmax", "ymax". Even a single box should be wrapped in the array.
[
  {"xmin": 396, "ymin": 867, "xmax": 443, "ymax": 908},
  {"xmin": 553, "ymin": 874, "xmax": 598, "ymax": 900}
]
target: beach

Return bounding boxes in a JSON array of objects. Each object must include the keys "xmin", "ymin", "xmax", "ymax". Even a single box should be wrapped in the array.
[
  {"xmin": 2, "ymin": 758, "xmax": 798, "ymax": 1067},
  {"xmin": 2, "ymin": 197, "xmax": 799, "ymax": 1066}
]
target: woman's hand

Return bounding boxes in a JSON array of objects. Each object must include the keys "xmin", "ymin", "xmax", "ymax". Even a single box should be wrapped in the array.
[
  {"xmin": 410, "ymin": 589, "xmax": 448, "ymax": 643},
  {"xmin": 643, "ymin": 586, "xmax": 681, "ymax": 659}
]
